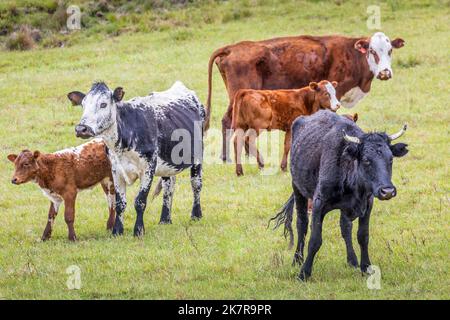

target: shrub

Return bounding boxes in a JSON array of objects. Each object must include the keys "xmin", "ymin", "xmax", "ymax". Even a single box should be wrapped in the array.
[{"xmin": 5, "ymin": 25, "xmax": 36, "ymax": 50}]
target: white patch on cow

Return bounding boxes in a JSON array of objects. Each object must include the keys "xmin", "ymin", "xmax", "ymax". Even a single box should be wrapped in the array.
[
  {"xmin": 54, "ymin": 138, "xmax": 103, "ymax": 157},
  {"xmin": 109, "ymin": 149, "xmax": 144, "ymax": 186},
  {"xmin": 324, "ymin": 82, "xmax": 341, "ymax": 111},
  {"xmin": 340, "ymin": 87, "xmax": 367, "ymax": 108},
  {"xmin": 367, "ymin": 32, "xmax": 394, "ymax": 78},
  {"xmin": 40, "ymin": 187, "xmax": 63, "ymax": 211}
]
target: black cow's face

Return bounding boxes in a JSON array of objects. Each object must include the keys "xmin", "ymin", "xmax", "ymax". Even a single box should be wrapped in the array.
[
  {"xmin": 68, "ymin": 83, "xmax": 124, "ymax": 139},
  {"xmin": 344, "ymin": 129, "xmax": 408, "ymax": 200}
]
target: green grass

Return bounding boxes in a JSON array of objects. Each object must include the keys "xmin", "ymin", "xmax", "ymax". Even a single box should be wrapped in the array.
[{"xmin": 0, "ymin": 0, "xmax": 449, "ymax": 299}]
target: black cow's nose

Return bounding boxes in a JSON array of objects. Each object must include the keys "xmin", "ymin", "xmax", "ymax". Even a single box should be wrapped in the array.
[
  {"xmin": 75, "ymin": 124, "xmax": 94, "ymax": 139},
  {"xmin": 379, "ymin": 186, "xmax": 396, "ymax": 200},
  {"xmin": 11, "ymin": 178, "xmax": 18, "ymax": 184}
]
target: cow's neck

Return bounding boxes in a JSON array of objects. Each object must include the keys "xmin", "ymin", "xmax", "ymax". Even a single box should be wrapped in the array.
[
  {"xmin": 100, "ymin": 119, "xmax": 119, "ymax": 154},
  {"xmin": 34, "ymin": 156, "xmax": 53, "ymax": 189},
  {"xmin": 342, "ymin": 160, "xmax": 373, "ymax": 216},
  {"xmin": 352, "ymin": 49, "xmax": 374, "ymax": 93},
  {"xmin": 299, "ymin": 88, "xmax": 318, "ymax": 113}
]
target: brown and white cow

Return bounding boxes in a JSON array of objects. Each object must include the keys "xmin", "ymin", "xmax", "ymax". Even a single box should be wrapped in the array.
[
  {"xmin": 7, "ymin": 139, "xmax": 115, "ymax": 241},
  {"xmin": 231, "ymin": 80, "xmax": 340, "ymax": 176},
  {"xmin": 206, "ymin": 32, "xmax": 405, "ymax": 161}
]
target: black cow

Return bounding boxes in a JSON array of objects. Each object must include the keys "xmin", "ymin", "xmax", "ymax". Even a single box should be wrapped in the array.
[
  {"xmin": 271, "ymin": 110, "xmax": 408, "ymax": 281},
  {"xmin": 68, "ymin": 81, "xmax": 205, "ymax": 237}
]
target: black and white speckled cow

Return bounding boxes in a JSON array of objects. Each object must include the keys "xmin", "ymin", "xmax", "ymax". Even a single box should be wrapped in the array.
[{"xmin": 68, "ymin": 81, "xmax": 205, "ymax": 237}]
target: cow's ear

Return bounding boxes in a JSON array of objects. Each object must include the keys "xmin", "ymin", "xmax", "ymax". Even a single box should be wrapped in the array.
[
  {"xmin": 67, "ymin": 91, "xmax": 85, "ymax": 106},
  {"xmin": 355, "ymin": 39, "xmax": 369, "ymax": 54},
  {"xmin": 113, "ymin": 87, "xmax": 125, "ymax": 102},
  {"xmin": 33, "ymin": 151, "xmax": 41, "ymax": 159},
  {"xmin": 331, "ymin": 81, "xmax": 338, "ymax": 88},
  {"xmin": 391, "ymin": 143, "xmax": 408, "ymax": 157},
  {"xmin": 309, "ymin": 82, "xmax": 319, "ymax": 91},
  {"xmin": 7, "ymin": 154, "xmax": 17, "ymax": 162},
  {"xmin": 353, "ymin": 113, "xmax": 358, "ymax": 122},
  {"xmin": 391, "ymin": 38, "xmax": 405, "ymax": 49}
]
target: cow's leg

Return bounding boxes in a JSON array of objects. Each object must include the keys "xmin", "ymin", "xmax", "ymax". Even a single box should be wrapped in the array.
[
  {"xmin": 159, "ymin": 176, "xmax": 176, "ymax": 224},
  {"xmin": 133, "ymin": 165, "xmax": 155, "ymax": 237},
  {"xmin": 101, "ymin": 180, "xmax": 116, "ymax": 231},
  {"xmin": 221, "ymin": 104, "xmax": 233, "ymax": 163},
  {"xmin": 247, "ymin": 130, "xmax": 264, "ymax": 170},
  {"xmin": 41, "ymin": 200, "xmax": 61, "ymax": 241},
  {"xmin": 280, "ymin": 130, "xmax": 292, "ymax": 172},
  {"xmin": 299, "ymin": 198, "xmax": 325, "ymax": 281},
  {"xmin": 112, "ymin": 175, "xmax": 127, "ymax": 236},
  {"xmin": 293, "ymin": 185, "xmax": 308, "ymax": 266},
  {"xmin": 358, "ymin": 199, "xmax": 373, "ymax": 273},
  {"xmin": 234, "ymin": 128, "xmax": 244, "ymax": 176},
  {"xmin": 340, "ymin": 212, "xmax": 358, "ymax": 268},
  {"xmin": 190, "ymin": 164, "xmax": 203, "ymax": 220},
  {"xmin": 62, "ymin": 193, "xmax": 77, "ymax": 241}
]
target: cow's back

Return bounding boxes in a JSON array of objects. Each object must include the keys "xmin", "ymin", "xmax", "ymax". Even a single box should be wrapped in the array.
[
  {"xmin": 217, "ymin": 35, "xmax": 358, "ymax": 95},
  {"xmin": 149, "ymin": 82, "xmax": 205, "ymax": 168}
]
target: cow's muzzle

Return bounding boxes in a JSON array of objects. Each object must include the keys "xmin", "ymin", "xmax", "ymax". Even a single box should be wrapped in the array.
[
  {"xmin": 377, "ymin": 186, "xmax": 397, "ymax": 200},
  {"xmin": 75, "ymin": 124, "xmax": 95, "ymax": 139},
  {"xmin": 377, "ymin": 69, "xmax": 392, "ymax": 80}
]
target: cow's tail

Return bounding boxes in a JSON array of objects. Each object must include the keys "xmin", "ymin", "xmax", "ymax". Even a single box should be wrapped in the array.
[
  {"xmin": 230, "ymin": 90, "xmax": 245, "ymax": 130},
  {"xmin": 205, "ymin": 47, "xmax": 229, "ymax": 131},
  {"xmin": 268, "ymin": 194, "xmax": 295, "ymax": 249},
  {"xmin": 151, "ymin": 178, "xmax": 164, "ymax": 201}
]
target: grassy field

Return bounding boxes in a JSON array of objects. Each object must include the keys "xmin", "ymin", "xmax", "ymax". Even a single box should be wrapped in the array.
[{"xmin": 0, "ymin": 0, "xmax": 449, "ymax": 299}]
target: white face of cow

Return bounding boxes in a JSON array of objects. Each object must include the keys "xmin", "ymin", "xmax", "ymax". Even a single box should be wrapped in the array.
[
  {"xmin": 68, "ymin": 83, "xmax": 124, "ymax": 139},
  {"xmin": 324, "ymin": 81, "xmax": 341, "ymax": 111},
  {"xmin": 355, "ymin": 32, "xmax": 405, "ymax": 81}
]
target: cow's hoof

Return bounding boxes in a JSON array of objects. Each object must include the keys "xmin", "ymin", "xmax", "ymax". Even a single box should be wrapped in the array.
[
  {"xmin": 191, "ymin": 215, "xmax": 202, "ymax": 221},
  {"xmin": 133, "ymin": 226, "xmax": 145, "ymax": 237},
  {"xmin": 112, "ymin": 227, "xmax": 124, "ymax": 236},
  {"xmin": 297, "ymin": 271, "xmax": 309, "ymax": 282},
  {"xmin": 159, "ymin": 220, "xmax": 172, "ymax": 225},
  {"xmin": 347, "ymin": 258, "xmax": 359, "ymax": 269},
  {"xmin": 360, "ymin": 264, "xmax": 371, "ymax": 275},
  {"xmin": 292, "ymin": 253, "xmax": 303, "ymax": 266},
  {"xmin": 68, "ymin": 235, "xmax": 77, "ymax": 242},
  {"xmin": 41, "ymin": 233, "xmax": 51, "ymax": 241},
  {"xmin": 280, "ymin": 165, "xmax": 288, "ymax": 172},
  {"xmin": 236, "ymin": 171, "xmax": 244, "ymax": 176}
]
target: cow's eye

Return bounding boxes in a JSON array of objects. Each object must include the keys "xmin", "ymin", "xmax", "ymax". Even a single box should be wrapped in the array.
[
  {"xmin": 23, "ymin": 163, "xmax": 30, "ymax": 167},
  {"xmin": 100, "ymin": 103, "xmax": 107, "ymax": 109},
  {"xmin": 362, "ymin": 158, "xmax": 371, "ymax": 166}
]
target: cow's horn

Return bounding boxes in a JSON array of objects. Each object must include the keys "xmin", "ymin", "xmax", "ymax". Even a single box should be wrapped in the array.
[
  {"xmin": 342, "ymin": 130, "xmax": 361, "ymax": 144},
  {"xmin": 389, "ymin": 124, "xmax": 407, "ymax": 141}
]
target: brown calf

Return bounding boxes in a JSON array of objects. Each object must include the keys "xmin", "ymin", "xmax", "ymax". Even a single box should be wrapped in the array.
[
  {"xmin": 231, "ymin": 80, "xmax": 341, "ymax": 176},
  {"xmin": 7, "ymin": 139, "xmax": 115, "ymax": 241}
]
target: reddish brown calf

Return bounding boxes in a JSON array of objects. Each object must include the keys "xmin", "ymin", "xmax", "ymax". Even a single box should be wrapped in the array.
[
  {"xmin": 7, "ymin": 139, "xmax": 115, "ymax": 241},
  {"xmin": 231, "ymin": 80, "xmax": 341, "ymax": 176}
]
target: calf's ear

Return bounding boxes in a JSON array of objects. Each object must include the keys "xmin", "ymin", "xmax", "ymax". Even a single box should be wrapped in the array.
[
  {"xmin": 391, "ymin": 143, "xmax": 408, "ymax": 157},
  {"xmin": 67, "ymin": 91, "xmax": 85, "ymax": 106},
  {"xmin": 391, "ymin": 38, "xmax": 405, "ymax": 49},
  {"xmin": 355, "ymin": 39, "xmax": 369, "ymax": 54},
  {"xmin": 7, "ymin": 154, "xmax": 17, "ymax": 162},
  {"xmin": 331, "ymin": 81, "xmax": 338, "ymax": 88},
  {"xmin": 309, "ymin": 82, "xmax": 319, "ymax": 91},
  {"xmin": 33, "ymin": 151, "xmax": 41, "ymax": 159},
  {"xmin": 113, "ymin": 87, "xmax": 125, "ymax": 102}
]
